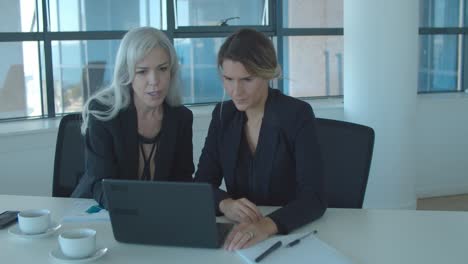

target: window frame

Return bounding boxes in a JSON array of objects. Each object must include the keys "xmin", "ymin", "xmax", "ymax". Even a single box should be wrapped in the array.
[
  {"xmin": 0, "ymin": 0, "xmax": 343, "ymax": 120},
  {"xmin": 418, "ymin": 0, "xmax": 467, "ymax": 93}
]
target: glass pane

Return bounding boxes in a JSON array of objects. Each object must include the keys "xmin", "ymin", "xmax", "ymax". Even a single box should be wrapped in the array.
[
  {"xmin": 283, "ymin": 36, "xmax": 343, "ymax": 97},
  {"xmin": 51, "ymin": 40, "xmax": 120, "ymax": 114},
  {"xmin": 48, "ymin": 0, "xmax": 164, "ymax": 31},
  {"xmin": 420, "ymin": 0, "xmax": 460, "ymax": 27},
  {"xmin": 175, "ymin": 38, "xmax": 224, "ymax": 104},
  {"xmin": 271, "ymin": 37, "xmax": 279, "ymax": 89},
  {"xmin": 0, "ymin": 42, "xmax": 43, "ymax": 119},
  {"xmin": 175, "ymin": 0, "xmax": 269, "ymax": 27},
  {"xmin": 0, "ymin": 0, "xmax": 42, "ymax": 32},
  {"xmin": 465, "ymin": 0, "xmax": 468, "ymax": 26},
  {"xmin": 283, "ymin": 0, "xmax": 342, "ymax": 28},
  {"xmin": 418, "ymin": 35, "xmax": 458, "ymax": 92}
]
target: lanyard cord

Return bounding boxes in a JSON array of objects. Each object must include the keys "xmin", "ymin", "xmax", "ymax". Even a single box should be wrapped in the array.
[{"xmin": 139, "ymin": 133, "xmax": 161, "ymax": 181}]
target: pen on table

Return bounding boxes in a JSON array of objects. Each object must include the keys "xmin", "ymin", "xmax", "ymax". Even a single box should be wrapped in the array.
[
  {"xmin": 285, "ymin": 230, "xmax": 317, "ymax": 248},
  {"xmin": 255, "ymin": 241, "xmax": 282, "ymax": 263}
]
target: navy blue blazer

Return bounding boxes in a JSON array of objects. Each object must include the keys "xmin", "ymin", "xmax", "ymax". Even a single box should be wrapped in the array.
[
  {"xmin": 194, "ymin": 88, "xmax": 326, "ymax": 234},
  {"xmin": 71, "ymin": 101, "xmax": 194, "ymax": 208}
]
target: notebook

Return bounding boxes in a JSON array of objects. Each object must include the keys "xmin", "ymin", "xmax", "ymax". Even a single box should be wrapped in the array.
[{"xmin": 236, "ymin": 231, "xmax": 354, "ymax": 264}]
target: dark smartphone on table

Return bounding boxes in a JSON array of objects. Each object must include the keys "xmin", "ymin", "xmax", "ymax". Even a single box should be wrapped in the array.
[{"xmin": 0, "ymin": 211, "xmax": 19, "ymax": 229}]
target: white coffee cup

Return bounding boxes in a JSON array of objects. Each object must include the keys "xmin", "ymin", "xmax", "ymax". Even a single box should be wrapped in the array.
[
  {"xmin": 17, "ymin": 209, "xmax": 51, "ymax": 234},
  {"xmin": 59, "ymin": 228, "xmax": 96, "ymax": 259}
]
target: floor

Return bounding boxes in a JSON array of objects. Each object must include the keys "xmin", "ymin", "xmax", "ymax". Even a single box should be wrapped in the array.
[{"xmin": 417, "ymin": 194, "xmax": 468, "ymax": 211}]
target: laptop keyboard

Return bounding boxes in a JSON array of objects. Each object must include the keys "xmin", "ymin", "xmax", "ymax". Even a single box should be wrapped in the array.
[{"xmin": 217, "ymin": 222, "xmax": 234, "ymax": 246}]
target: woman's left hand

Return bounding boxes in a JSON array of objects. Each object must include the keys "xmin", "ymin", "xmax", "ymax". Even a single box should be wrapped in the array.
[{"xmin": 224, "ymin": 217, "xmax": 278, "ymax": 251}]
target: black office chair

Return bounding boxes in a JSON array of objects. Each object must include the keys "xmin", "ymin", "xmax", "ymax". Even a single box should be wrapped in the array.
[
  {"xmin": 315, "ymin": 118, "xmax": 375, "ymax": 208},
  {"xmin": 52, "ymin": 113, "xmax": 85, "ymax": 197}
]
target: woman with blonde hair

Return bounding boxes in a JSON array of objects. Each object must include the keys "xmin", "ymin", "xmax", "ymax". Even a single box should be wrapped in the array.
[{"xmin": 72, "ymin": 27, "xmax": 194, "ymax": 208}]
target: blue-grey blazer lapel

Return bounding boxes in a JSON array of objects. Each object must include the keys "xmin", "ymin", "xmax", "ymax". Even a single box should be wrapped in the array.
[
  {"xmin": 120, "ymin": 104, "xmax": 139, "ymax": 180},
  {"xmin": 154, "ymin": 103, "xmax": 176, "ymax": 181},
  {"xmin": 253, "ymin": 91, "xmax": 280, "ymax": 202},
  {"xmin": 222, "ymin": 111, "xmax": 244, "ymax": 192}
]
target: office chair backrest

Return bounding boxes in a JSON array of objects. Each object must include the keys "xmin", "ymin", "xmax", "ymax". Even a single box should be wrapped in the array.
[
  {"xmin": 53, "ymin": 113, "xmax": 85, "ymax": 197},
  {"xmin": 315, "ymin": 118, "xmax": 375, "ymax": 208}
]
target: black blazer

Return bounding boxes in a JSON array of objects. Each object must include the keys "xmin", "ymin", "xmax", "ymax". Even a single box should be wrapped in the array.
[
  {"xmin": 194, "ymin": 88, "xmax": 326, "ymax": 234},
  {"xmin": 72, "ymin": 101, "xmax": 194, "ymax": 208}
]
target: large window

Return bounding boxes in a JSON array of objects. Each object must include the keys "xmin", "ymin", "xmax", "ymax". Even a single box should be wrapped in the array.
[
  {"xmin": 419, "ymin": 0, "xmax": 468, "ymax": 93},
  {"xmin": 3, "ymin": 1, "xmax": 463, "ymax": 121},
  {"xmin": 0, "ymin": 0, "xmax": 345, "ymax": 120},
  {"xmin": 281, "ymin": 0, "xmax": 343, "ymax": 97}
]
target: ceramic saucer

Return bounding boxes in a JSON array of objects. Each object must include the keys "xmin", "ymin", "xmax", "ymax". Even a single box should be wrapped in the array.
[
  {"xmin": 8, "ymin": 221, "xmax": 61, "ymax": 239},
  {"xmin": 49, "ymin": 247, "xmax": 108, "ymax": 263}
]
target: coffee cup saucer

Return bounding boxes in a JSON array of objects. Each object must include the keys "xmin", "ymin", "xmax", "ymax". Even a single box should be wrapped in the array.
[
  {"xmin": 49, "ymin": 247, "xmax": 108, "ymax": 263},
  {"xmin": 8, "ymin": 221, "xmax": 61, "ymax": 239}
]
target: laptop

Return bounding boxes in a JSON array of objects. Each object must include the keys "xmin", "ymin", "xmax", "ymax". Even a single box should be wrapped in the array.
[{"xmin": 102, "ymin": 179, "xmax": 233, "ymax": 248}]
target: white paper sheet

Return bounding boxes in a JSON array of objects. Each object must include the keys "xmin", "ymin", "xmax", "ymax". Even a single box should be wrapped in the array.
[
  {"xmin": 61, "ymin": 200, "xmax": 110, "ymax": 223},
  {"xmin": 236, "ymin": 231, "xmax": 354, "ymax": 264}
]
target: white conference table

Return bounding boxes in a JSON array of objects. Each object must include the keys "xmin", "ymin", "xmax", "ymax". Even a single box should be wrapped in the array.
[{"xmin": 1, "ymin": 195, "xmax": 468, "ymax": 264}]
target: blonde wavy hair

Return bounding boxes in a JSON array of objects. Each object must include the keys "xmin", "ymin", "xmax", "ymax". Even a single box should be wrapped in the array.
[{"xmin": 81, "ymin": 27, "xmax": 181, "ymax": 134}]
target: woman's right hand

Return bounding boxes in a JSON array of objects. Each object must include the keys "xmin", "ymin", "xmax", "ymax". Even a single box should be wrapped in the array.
[{"xmin": 219, "ymin": 198, "xmax": 263, "ymax": 223}]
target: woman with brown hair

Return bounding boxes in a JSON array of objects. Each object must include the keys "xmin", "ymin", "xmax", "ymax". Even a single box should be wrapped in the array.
[{"xmin": 195, "ymin": 28, "xmax": 326, "ymax": 250}]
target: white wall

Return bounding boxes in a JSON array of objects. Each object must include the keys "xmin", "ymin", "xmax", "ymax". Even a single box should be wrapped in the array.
[
  {"xmin": 0, "ymin": 129, "xmax": 57, "ymax": 196},
  {"xmin": 414, "ymin": 93, "xmax": 468, "ymax": 198},
  {"xmin": 0, "ymin": 94, "xmax": 467, "ymax": 202}
]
